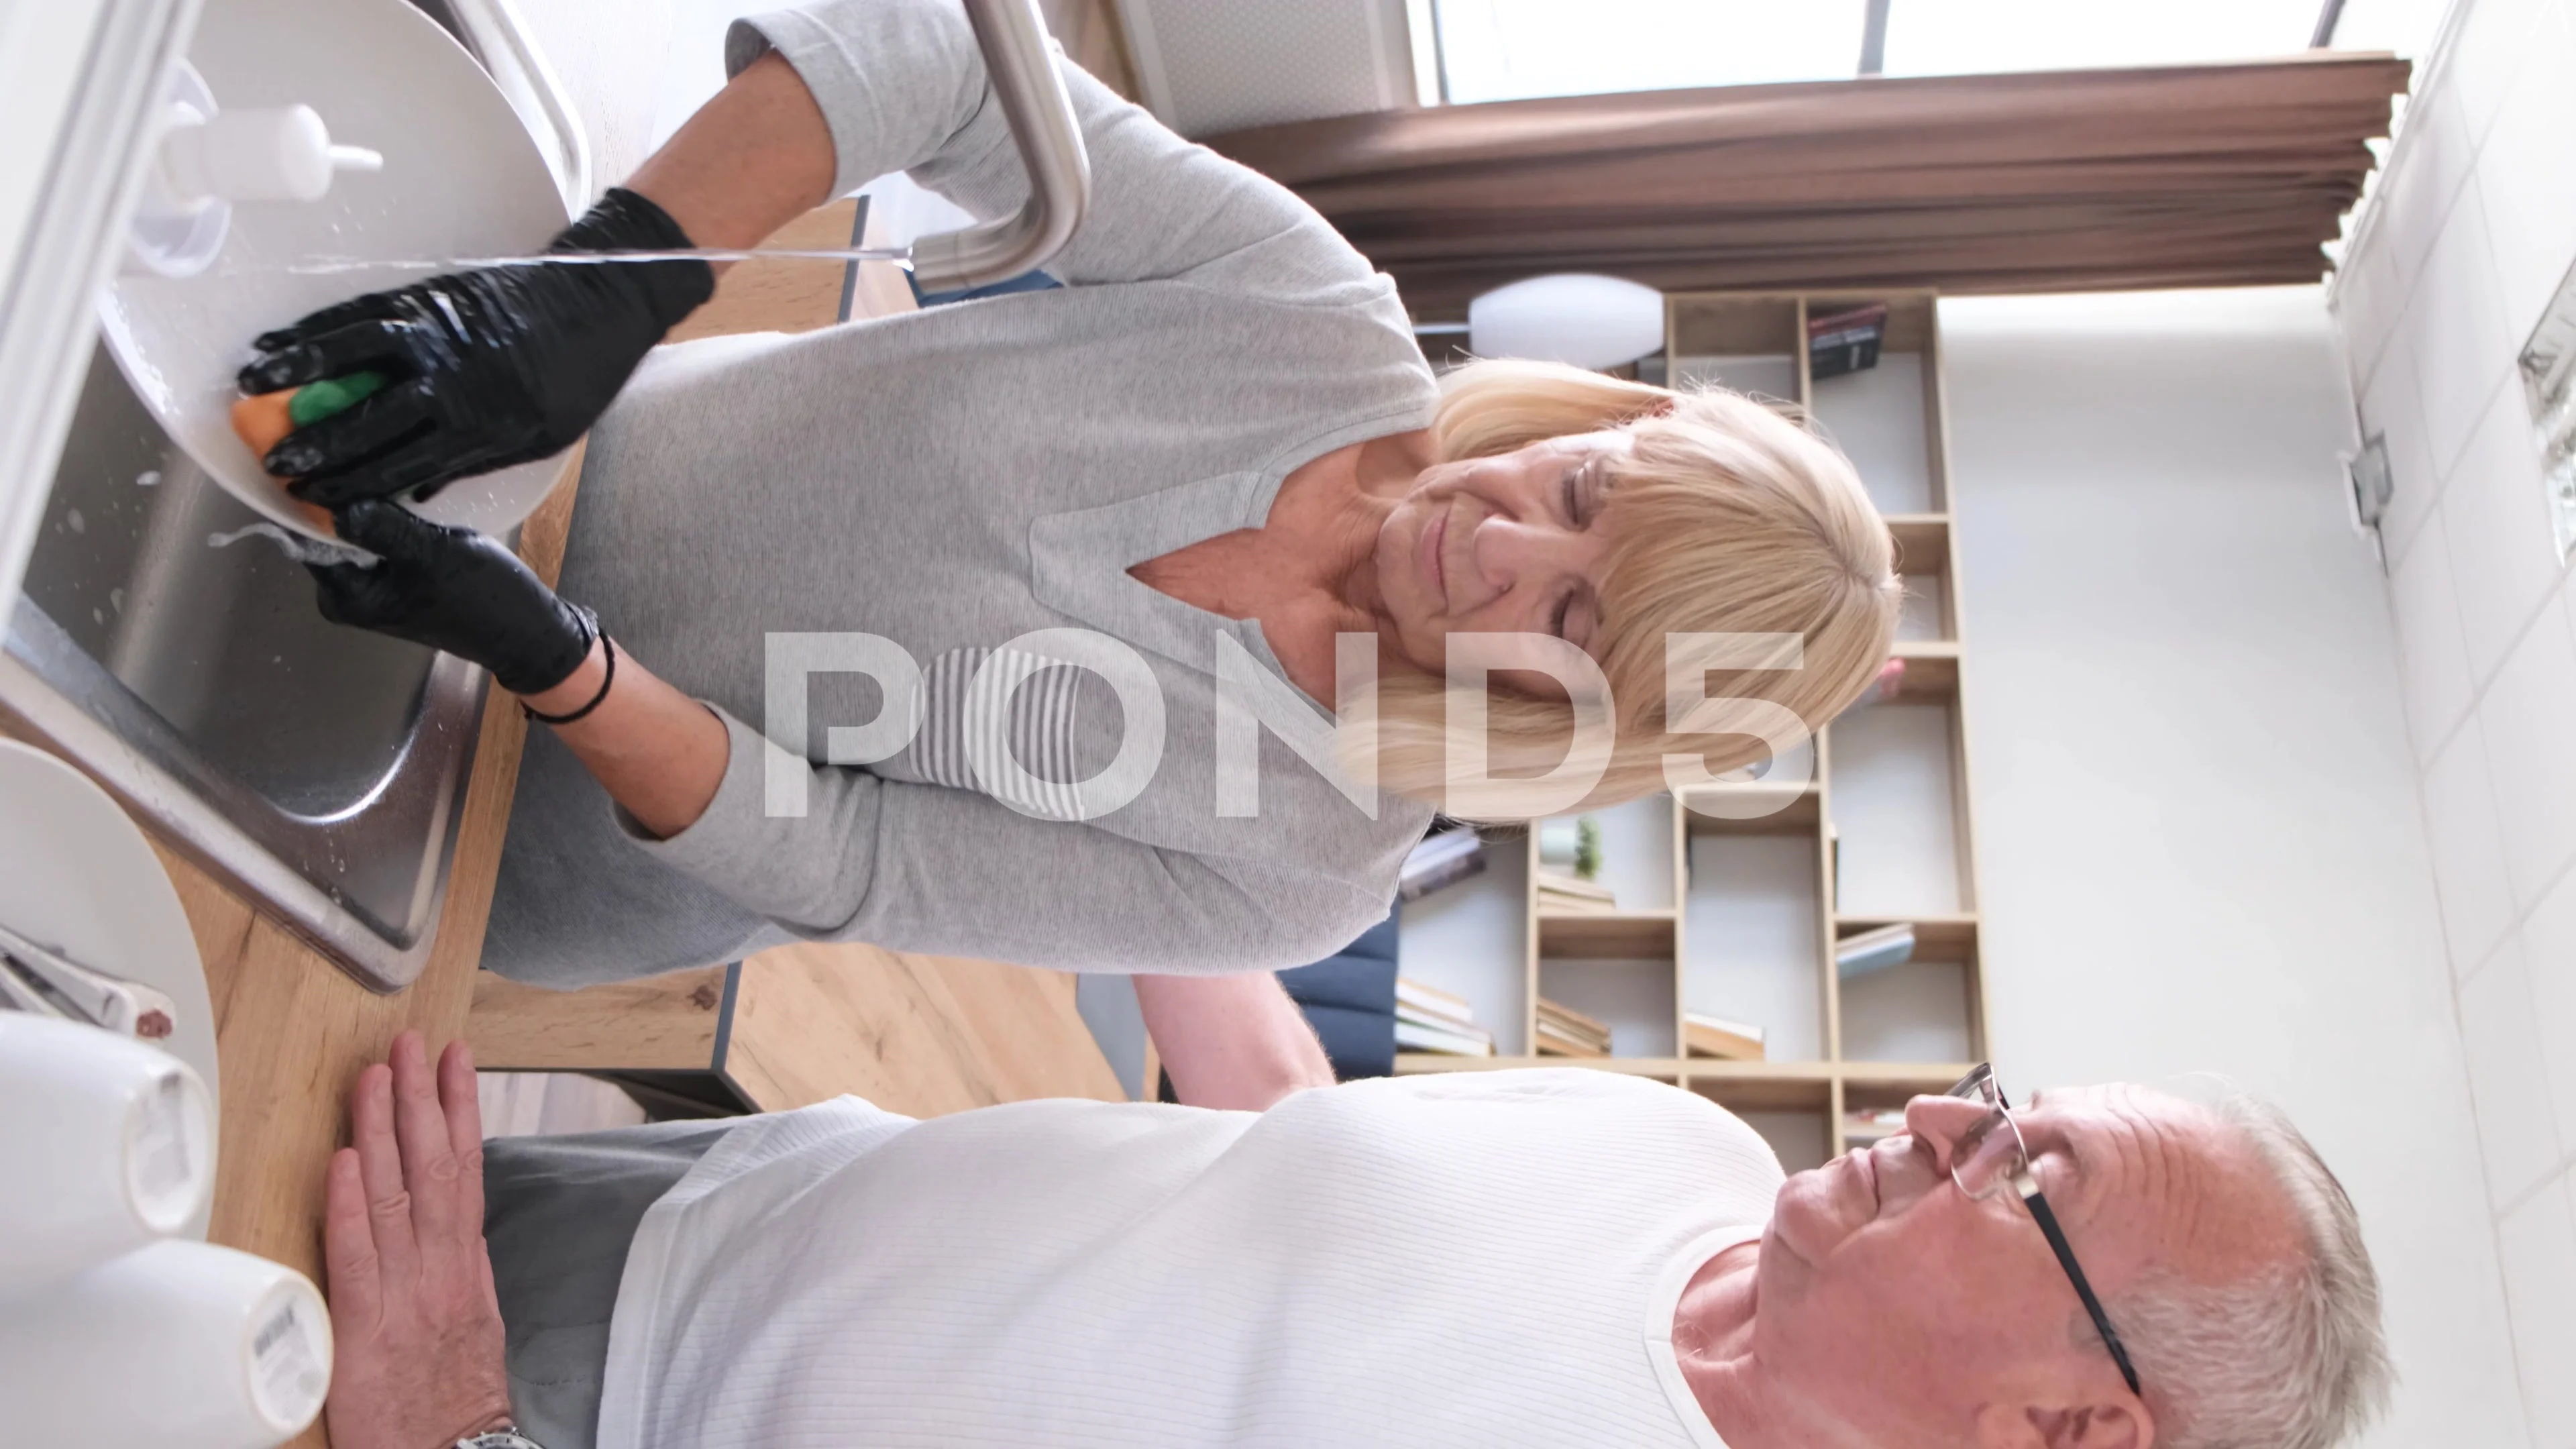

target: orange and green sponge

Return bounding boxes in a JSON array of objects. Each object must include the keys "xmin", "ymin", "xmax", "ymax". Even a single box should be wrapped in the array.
[{"xmin": 229, "ymin": 370, "xmax": 388, "ymax": 464}]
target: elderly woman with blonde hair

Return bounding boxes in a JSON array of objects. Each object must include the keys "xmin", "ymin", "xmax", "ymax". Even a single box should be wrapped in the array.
[{"xmin": 246, "ymin": 0, "xmax": 1899, "ymax": 985}]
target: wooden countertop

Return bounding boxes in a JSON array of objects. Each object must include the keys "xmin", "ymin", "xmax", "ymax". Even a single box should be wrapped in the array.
[{"xmin": 174, "ymin": 449, "xmax": 586, "ymax": 1278}]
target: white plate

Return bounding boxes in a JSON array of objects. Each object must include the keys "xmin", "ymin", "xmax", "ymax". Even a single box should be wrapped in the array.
[
  {"xmin": 0, "ymin": 740, "xmax": 218, "ymax": 1240},
  {"xmin": 99, "ymin": 0, "xmax": 573, "ymax": 543}
]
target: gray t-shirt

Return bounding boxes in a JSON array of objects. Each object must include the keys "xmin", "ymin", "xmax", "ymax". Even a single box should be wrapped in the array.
[{"xmin": 484, "ymin": 0, "xmax": 1439, "ymax": 985}]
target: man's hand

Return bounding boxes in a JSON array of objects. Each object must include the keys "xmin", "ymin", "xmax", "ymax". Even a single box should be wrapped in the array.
[{"xmin": 322, "ymin": 1031, "xmax": 515, "ymax": 1449}]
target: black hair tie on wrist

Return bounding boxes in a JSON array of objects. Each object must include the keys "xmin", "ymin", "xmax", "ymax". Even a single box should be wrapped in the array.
[{"xmin": 521, "ymin": 635, "xmax": 616, "ymax": 727}]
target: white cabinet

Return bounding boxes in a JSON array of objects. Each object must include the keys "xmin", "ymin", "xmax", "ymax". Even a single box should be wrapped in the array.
[{"xmin": 0, "ymin": 0, "xmax": 201, "ymax": 614}]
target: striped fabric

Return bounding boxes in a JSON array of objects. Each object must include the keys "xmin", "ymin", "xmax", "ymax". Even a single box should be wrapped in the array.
[{"xmin": 907, "ymin": 647, "xmax": 1088, "ymax": 820}]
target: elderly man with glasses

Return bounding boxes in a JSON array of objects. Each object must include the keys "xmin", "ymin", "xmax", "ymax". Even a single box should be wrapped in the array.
[{"xmin": 321, "ymin": 973, "xmax": 2390, "ymax": 1449}]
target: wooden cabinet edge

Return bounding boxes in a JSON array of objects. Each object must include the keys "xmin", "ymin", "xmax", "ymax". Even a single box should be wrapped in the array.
[{"xmin": 466, "ymin": 965, "xmax": 729, "ymax": 1073}]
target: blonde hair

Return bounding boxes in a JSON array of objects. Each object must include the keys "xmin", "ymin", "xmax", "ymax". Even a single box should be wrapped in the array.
[{"xmin": 1373, "ymin": 358, "xmax": 1901, "ymax": 817}]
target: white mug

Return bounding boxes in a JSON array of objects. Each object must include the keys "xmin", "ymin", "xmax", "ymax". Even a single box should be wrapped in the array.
[
  {"xmin": 0, "ymin": 1013, "xmax": 214, "ymax": 1288},
  {"xmin": 0, "ymin": 1238, "xmax": 333, "ymax": 1448}
]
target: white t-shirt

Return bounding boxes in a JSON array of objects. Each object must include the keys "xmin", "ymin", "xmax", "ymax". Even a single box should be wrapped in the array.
[{"xmin": 596, "ymin": 1069, "xmax": 1782, "ymax": 1448}]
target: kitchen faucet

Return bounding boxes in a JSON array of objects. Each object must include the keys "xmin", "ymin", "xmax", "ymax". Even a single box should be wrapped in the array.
[{"xmin": 913, "ymin": 0, "xmax": 1093, "ymax": 292}]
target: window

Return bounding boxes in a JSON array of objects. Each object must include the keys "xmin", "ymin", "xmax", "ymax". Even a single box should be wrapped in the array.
[
  {"xmin": 1880, "ymin": 0, "xmax": 2324, "ymax": 77},
  {"xmin": 1427, "ymin": 0, "xmax": 2332, "ymax": 105},
  {"xmin": 1430, "ymin": 0, "xmax": 1867, "ymax": 104}
]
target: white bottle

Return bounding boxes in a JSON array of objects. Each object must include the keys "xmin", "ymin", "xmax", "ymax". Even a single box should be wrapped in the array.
[
  {"xmin": 125, "ymin": 60, "xmax": 384, "ymax": 277},
  {"xmin": 0, "ymin": 1238, "xmax": 333, "ymax": 1447},
  {"xmin": 0, "ymin": 1012, "xmax": 214, "ymax": 1289}
]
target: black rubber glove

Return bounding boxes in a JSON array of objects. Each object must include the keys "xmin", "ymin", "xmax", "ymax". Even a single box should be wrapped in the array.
[
  {"xmin": 239, "ymin": 187, "xmax": 715, "ymax": 506},
  {"xmin": 311, "ymin": 499, "xmax": 597, "ymax": 696}
]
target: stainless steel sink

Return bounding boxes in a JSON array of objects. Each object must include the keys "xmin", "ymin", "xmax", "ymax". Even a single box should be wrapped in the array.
[
  {"xmin": 3, "ymin": 346, "xmax": 484, "ymax": 989},
  {"xmin": 0, "ymin": 0, "xmax": 509, "ymax": 992}
]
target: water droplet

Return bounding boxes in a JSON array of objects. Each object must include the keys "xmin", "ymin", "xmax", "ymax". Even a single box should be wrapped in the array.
[
  {"xmin": 136, "ymin": 470, "xmax": 161, "ymax": 487},
  {"xmin": 66, "ymin": 508, "xmax": 83, "ymax": 533},
  {"xmin": 91, "ymin": 608, "xmax": 104, "ymax": 625},
  {"xmin": 109, "ymin": 588, "xmax": 124, "ymax": 613}
]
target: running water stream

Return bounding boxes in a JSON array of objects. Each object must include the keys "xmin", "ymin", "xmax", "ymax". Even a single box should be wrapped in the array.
[{"xmin": 275, "ymin": 246, "xmax": 919, "ymax": 276}]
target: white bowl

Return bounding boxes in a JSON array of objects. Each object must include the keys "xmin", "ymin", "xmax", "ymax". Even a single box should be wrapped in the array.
[
  {"xmin": 99, "ymin": 0, "xmax": 573, "ymax": 542},
  {"xmin": 0, "ymin": 740, "xmax": 217, "ymax": 1240}
]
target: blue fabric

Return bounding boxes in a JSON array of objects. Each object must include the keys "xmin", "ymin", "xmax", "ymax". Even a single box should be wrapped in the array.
[
  {"xmin": 1276, "ymin": 907, "xmax": 1399, "ymax": 1080},
  {"xmin": 908, "ymin": 268, "xmax": 1064, "ymax": 307}
]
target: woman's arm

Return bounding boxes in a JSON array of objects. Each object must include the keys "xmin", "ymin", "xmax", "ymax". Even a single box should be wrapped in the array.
[
  {"xmin": 517, "ymin": 637, "xmax": 729, "ymax": 840},
  {"xmin": 235, "ymin": 53, "xmax": 834, "ymax": 508},
  {"xmin": 305, "ymin": 500, "xmax": 729, "ymax": 839},
  {"xmin": 305, "ymin": 506, "xmax": 1399, "ymax": 973},
  {"xmin": 628, "ymin": 702, "xmax": 1401, "ymax": 975},
  {"xmin": 1134, "ymin": 973, "xmax": 1335, "ymax": 1112},
  {"xmin": 730, "ymin": 0, "xmax": 1382, "ymax": 298},
  {"xmin": 624, "ymin": 52, "xmax": 837, "ymax": 257}
]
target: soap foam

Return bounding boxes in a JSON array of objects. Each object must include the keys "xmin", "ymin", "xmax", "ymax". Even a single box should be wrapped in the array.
[{"xmin": 206, "ymin": 522, "xmax": 377, "ymax": 568}]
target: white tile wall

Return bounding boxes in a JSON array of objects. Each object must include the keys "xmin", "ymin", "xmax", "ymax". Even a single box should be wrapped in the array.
[
  {"xmin": 2342, "ymin": 215, "xmax": 2409, "ymax": 388},
  {"xmin": 2473, "ymin": 3, "xmax": 2576, "ymax": 333},
  {"xmin": 2392, "ymin": 506, "xmax": 2477, "ymax": 745},
  {"xmin": 2332, "ymin": 0, "xmax": 2576, "ymax": 1430},
  {"xmin": 2363, "ymin": 331, "xmax": 2441, "ymax": 563},
  {"xmin": 2446, "ymin": 0, "xmax": 2549, "ymax": 146},
  {"xmin": 2481, "ymin": 605, "xmax": 2576, "ymax": 907},
  {"xmin": 2376, "ymin": 80, "xmax": 2475, "ymax": 300},
  {"xmin": 2496, "ymin": 1179, "xmax": 2576, "ymax": 1439},
  {"xmin": 2407, "ymin": 176, "xmax": 2515, "ymax": 472},
  {"xmin": 2424, "ymin": 720, "xmax": 2518, "ymax": 971},
  {"xmin": 2524, "ymin": 869, "xmax": 2576, "ymax": 1140},
  {"xmin": 2565, "ymin": 561, "xmax": 2576, "ymax": 651},
  {"xmin": 2460, "ymin": 939, "xmax": 2565, "ymax": 1204},
  {"xmin": 2443, "ymin": 380, "xmax": 2562, "ymax": 681}
]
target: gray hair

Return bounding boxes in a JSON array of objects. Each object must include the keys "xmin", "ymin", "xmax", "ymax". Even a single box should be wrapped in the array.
[{"xmin": 2102, "ymin": 1094, "xmax": 2393, "ymax": 1449}]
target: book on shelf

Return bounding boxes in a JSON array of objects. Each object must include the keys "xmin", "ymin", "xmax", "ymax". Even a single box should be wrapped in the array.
[
  {"xmin": 1536, "ymin": 996, "xmax": 1611, "ymax": 1038},
  {"xmin": 1534, "ymin": 997, "xmax": 1613, "ymax": 1057},
  {"xmin": 1397, "ymin": 1000, "xmax": 1485, "ymax": 1036},
  {"xmin": 1535, "ymin": 870, "xmax": 1615, "ymax": 903},
  {"xmin": 1397, "ymin": 997, "xmax": 1485, "ymax": 1034},
  {"xmin": 1534, "ymin": 871, "xmax": 1618, "ymax": 913},
  {"xmin": 1806, "ymin": 301, "xmax": 1888, "ymax": 380},
  {"xmin": 1394, "ymin": 977, "xmax": 1489, "ymax": 1055},
  {"xmin": 1534, "ymin": 1026, "xmax": 1609, "ymax": 1059},
  {"xmin": 1395, "ymin": 1018, "xmax": 1495, "ymax": 1057},
  {"xmin": 1395, "ymin": 976, "xmax": 1476, "ymax": 1024},
  {"xmin": 1683, "ymin": 1012, "xmax": 1766, "ymax": 1061},
  {"xmin": 1835, "ymin": 922, "xmax": 1917, "ymax": 979},
  {"xmin": 1843, "ymin": 1106, "xmax": 1908, "ymax": 1146},
  {"xmin": 1399, "ymin": 827, "xmax": 1486, "ymax": 902}
]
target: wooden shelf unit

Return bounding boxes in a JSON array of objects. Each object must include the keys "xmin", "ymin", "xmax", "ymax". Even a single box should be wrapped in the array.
[
  {"xmin": 1534, "ymin": 910, "xmax": 1676, "ymax": 959},
  {"xmin": 1399, "ymin": 290, "xmax": 1991, "ymax": 1163}
]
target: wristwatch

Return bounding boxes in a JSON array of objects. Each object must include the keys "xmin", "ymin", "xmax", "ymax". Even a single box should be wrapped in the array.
[{"xmin": 455, "ymin": 1430, "xmax": 544, "ymax": 1449}]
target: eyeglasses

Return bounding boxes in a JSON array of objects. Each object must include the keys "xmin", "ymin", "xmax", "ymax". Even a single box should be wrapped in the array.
[{"xmin": 1945, "ymin": 1065, "xmax": 2143, "ymax": 1398}]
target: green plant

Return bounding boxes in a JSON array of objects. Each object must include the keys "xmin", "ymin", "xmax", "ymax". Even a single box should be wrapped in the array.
[{"xmin": 1574, "ymin": 816, "xmax": 1602, "ymax": 881}]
